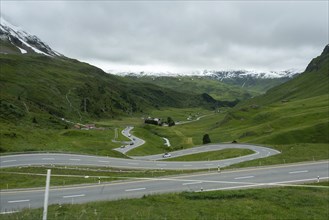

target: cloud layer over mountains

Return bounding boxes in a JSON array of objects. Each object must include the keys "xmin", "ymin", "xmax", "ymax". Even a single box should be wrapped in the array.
[{"xmin": 1, "ymin": 1, "xmax": 328, "ymax": 72}]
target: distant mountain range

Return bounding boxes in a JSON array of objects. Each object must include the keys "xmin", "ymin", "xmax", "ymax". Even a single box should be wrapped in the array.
[
  {"xmin": 0, "ymin": 17, "xmax": 62, "ymax": 57},
  {"xmin": 111, "ymin": 69, "xmax": 301, "ymax": 80},
  {"xmin": 113, "ymin": 68, "xmax": 302, "ymax": 97}
]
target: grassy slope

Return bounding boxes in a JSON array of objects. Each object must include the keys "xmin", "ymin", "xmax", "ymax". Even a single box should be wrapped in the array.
[
  {"xmin": 3, "ymin": 182, "xmax": 328, "ymax": 220},
  {"xmin": 124, "ymin": 75, "xmax": 255, "ymax": 101},
  {"xmin": 0, "ymin": 54, "xmax": 226, "ymax": 154},
  {"xmin": 127, "ymin": 112, "xmax": 226, "ymax": 156},
  {"xmin": 123, "ymin": 74, "xmax": 293, "ymax": 102},
  {"xmin": 127, "ymin": 46, "xmax": 329, "ymax": 165},
  {"xmin": 214, "ymin": 45, "xmax": 329, "ymax": 144},
  {"xmin": 0, "ymin": 54, "xmax": 217, "ymax": 122},
  {"xmin": 164, "ymin": 148, "xmax": 255, "ymax": 161},
  {"xmin": 0, "ymin": 126, "xmax": 127, "ymax": 157}
]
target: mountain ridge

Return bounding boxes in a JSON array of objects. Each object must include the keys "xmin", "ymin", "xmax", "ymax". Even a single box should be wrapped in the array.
[
  {"xmin": 111, "ymin": 68, "xmax": 301, "ymax": 79},
  {"xmin": 0, "ymin": 17, "xmax": 63, "ymax": 57}
]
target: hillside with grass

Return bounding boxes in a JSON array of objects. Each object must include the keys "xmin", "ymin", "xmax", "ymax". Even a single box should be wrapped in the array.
[
  {"xmin": 241, "ymin": 45, "xmax": 329, "ymax": 105},
  {"xmin": 0, "ymin": 54, "xmax": 222, "ymax": 122},
  {"xmin": 203, "ymin": 45, "xmax": 329, "ymax": 163},
  {"xmin": 120, "ymin": 75, "xmax": 254, "ymax": 101},
  {"xmin": 127, "ymin": 45, "xmax": 328, "ymax": 165},
  {"xmin": 0, "ymin": 54, "xmax": 234, "ymax": 154},
  {"xmin": 214, "ymin": 45, "xmax": 328, "ymax": 144},
  {"xmin": 120, "ymin": 74, "xmax": 293, "ymax": 102}
]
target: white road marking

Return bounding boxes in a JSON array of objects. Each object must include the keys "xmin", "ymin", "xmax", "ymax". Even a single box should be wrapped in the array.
[
  {"xmin": 63, "ymin": 194, "xmax": 85, "ymax": 198},
  {"xmin": 2, "ymin": 160, "xmax": 16, "ymax": 163},
  {"xmin": 234, "ymin": 176, "xmax": 254, "ymax": 180},
  {"xmin": 42, "ymin": 158, "xmax": 55, "ymax": 160},
  {"xmin": 0, "ymin": 211, "xmax": 19, "ymax": 214},
  {"xmin": 8, "ymin": 199, "xmax": 30, "ymax": 203},
  {"xmin": 69, "ymin": 159, "xmax": 81, "ymax": 161},
  {"xmin": 289, "ymin": 170, "xmax": 308, "ymax": 174},
  {"xmin": 98, "ymin": 160, "xmax": 109, "ymax": 163},
  {"xmin": 125, "ymin": 187, "xmax": 146, "ymax": 192},
  {"xmin": 182, "ymin": 181, "xmax": 202, "ymax": 185},
  {"xmin": 156, "ymin": 164, "xmax": 167, "ymax": 166},
  {"xmin": 128, "ymin": 162, "xmax": 139, "ymax": 165},
  {"xmin": 200, "ymin": 177, "xmax": 329, "ymax": 192}
]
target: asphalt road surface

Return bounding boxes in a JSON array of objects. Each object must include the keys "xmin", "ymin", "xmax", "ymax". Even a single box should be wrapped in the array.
[
  {"xmin": 1, "ymin": 161, "xmax": 328, "ymax": 212},
  {"xmin": 0, "ymin": 143, "xmax": 280, "ymax": 170},
  {"xmin": 113, "ymin": 126, "xmax": 145, "ymax": 154},
  {"xmin": 132, "ymin": 143, "xmax": 280, "ymax": 161}
]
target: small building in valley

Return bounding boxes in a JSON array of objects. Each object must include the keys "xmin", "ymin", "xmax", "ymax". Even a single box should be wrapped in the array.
[{"xmin": 144, "ymin": 117, "xmax": 162, "ymax": 125}]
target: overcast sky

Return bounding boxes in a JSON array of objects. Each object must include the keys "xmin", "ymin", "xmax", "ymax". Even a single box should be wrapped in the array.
[{"xmin": 1, "ymin": 1, "xmax": 328, "ymax": 73}]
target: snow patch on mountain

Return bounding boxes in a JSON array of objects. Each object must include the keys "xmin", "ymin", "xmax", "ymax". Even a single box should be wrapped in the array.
[
  {"xmin": 0, "ymin": 17, "xmax": 63, "ymax": 57},
  {"xmin": 111, "ymin": 68, "xmax": 302, "ymax": 79}
]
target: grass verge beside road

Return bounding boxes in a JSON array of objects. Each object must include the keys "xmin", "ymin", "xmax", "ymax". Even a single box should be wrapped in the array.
[
  {"xmin": 0, "ymin": 126, "xmax": 126, "ymax": 157},
  {"xmin": 0, "ymin": 166, "xmax": 199, "ymax": 190},
  {"xmin": 164, "ymin": 148, "xmax": 255, "ymax": 161},
  {"xmin": 227, "ymin": 143, "xmax": 329, "ymax": 169},
  {"xmin": 2, "ymin": 182, "xmax": 328, "ymax": 219}
]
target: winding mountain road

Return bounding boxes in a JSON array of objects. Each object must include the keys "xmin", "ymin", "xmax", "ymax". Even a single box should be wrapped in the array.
[
  {"xmin": 0, "ymin": 143, "xmax": 279, "ymax": 170},
  {"xmin": 1, "ymin": 126, "xmax": 327, "ymax": 213},
  {"xmin": 113, "ymin": 126, "xmax": 145, "ymax": 154}
]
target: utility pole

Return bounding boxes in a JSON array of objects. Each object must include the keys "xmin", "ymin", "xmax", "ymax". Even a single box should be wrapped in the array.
[{"xmin": 43, "ymin": 169, "xmax": 51, "ymax": 220}]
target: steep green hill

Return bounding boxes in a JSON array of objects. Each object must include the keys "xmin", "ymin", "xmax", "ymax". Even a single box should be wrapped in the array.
[
  {"xmin": 0, "ymin": 53, "xmax": 236, "ymax": 154},
  {"xmin": 241, "ymin": 45, "xmax": 329, "ymax": 106},
  {"xmin": 0, "ymin": 54, "xmax": 230, "ymax": 125},
  {"xmin": 214, "ymin": 45, "xmax": 329, "ymax": 145},
  {"xmin": 125, "ymin": 46, "xmax": 328, "ymax": 164}
]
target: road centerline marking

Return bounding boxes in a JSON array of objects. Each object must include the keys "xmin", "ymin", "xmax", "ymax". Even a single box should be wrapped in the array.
[
  {"xmin": 0, "ymin": 211, "xmax": 19, "ymax": 214},
  {"xmin": 289, "ymin": 170, "xmax": 308, "ymax": 174},
  {"xmin": 182, "ymin": 181, "xmax": 202, "ymax": 185},
  {"xmin": 69, "ymin": 159, "xmax": 81, "ymax": 161},
  {"xmin": 125, "ymin": 187, "xmax": 146, "ymax": 192},
  {"xmin": 8, "ymin": 199, "xmax": 30, "ymax": 203},
  {"xmin": 63, "ymin": 194, "xmax": 85, "ymax": 198},
  {"xmin": 2, "ymin": 160, "xmax": 16, "ymax": 163},
  {"xmin": 42, "ymin": 158, "xmax": 55, "ymax": 160},
  {"xmin": 234, "ymin": 176, "xmax": 255, "ymax": 180}
]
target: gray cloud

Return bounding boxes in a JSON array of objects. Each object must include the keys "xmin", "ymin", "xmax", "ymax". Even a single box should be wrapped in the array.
[{"xmin": 1, "ymin": 1, "xmax": 328, "ymax": 72}]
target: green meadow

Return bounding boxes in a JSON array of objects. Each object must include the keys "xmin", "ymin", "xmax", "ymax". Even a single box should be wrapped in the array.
[
  {"xmin": 164, "ymin": 148, "xmax": 255, "ymax": 161},
  {"xmin": 3, "ymin": 182, "xmax": 328, "ymax": 220},
  {"xmin": 1, "ymin": 124, "xmax": 126, "ymax": 157}
]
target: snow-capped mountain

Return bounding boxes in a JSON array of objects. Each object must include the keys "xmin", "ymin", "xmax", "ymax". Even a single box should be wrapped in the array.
[
  {"xmin": 0, "ymin": 17, "xmax": 63, "ymax": 57},
  {"xmin": 198, "ymin": 69, "xmax": 301, "ymax": 79},
  {"xmin": 112, "ymin": 68, "xmax": 301, "ymax": 79}
]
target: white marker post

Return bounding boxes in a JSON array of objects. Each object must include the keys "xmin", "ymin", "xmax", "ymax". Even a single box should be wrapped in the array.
[{"xmin": 43, "ymin": 169, "xmax": 51, "ymax": 220}]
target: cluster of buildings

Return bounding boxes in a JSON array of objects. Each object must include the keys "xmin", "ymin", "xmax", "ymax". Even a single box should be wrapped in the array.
[{"xmin": 74, "ymin": 124, "xmax": 105, "ymax": 130}]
